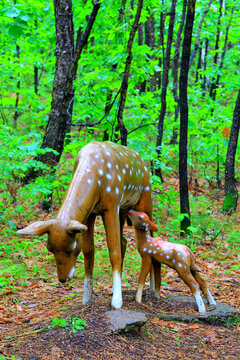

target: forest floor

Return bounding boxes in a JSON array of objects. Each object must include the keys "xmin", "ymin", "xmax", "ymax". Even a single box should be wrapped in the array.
[
  {"xmin": 1, "ymin": 175, "xmax": 240, "ymax": 359},
  {"xmin": 0, "ymin": 224, "xmax": 239, "ymax": 360}
]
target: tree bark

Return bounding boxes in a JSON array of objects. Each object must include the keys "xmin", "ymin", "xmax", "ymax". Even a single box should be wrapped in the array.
[
  {"xmin": 27, "ymin": 0, "xmax": 100, "ymax": 177},
  {"xmin": 116, "ymin": 0, "xmax": 143, "ymax": 146},
  {"xmin": 179, "ymin": 0, "xmax": 196, "ymax": 235},
  {"xmin": 222, "ymin": 90, "xmax": 240, "ymax": 214},
  {"xmin": 155, "ymin": 0, "xmax": 177, "ymax": 181},
  {"xmin": 170, "ymin": 0, "xmax": 187, "ymax": 145},
  {"xmin": 13, "ymin": 44, "xmax": 20, "ymax": 130}
]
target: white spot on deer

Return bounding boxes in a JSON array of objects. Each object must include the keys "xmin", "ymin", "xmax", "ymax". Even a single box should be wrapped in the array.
[
  {"xmin": 144, "ymin": 166, "xmax": 148, "ymax": 172},
  {"xmin": 166, "ymin": 255, "xmax": 170, "ymax": 260},
  {"xmin": 107, "ymin": 162, "xmax": 112, "ymax": 169},
  {"xmin": 153, "ymin": 250, "xmax": 157, "ymax": 254},
  {"xmin": 116, "ymin": 164, "xmax": 119, "ymax": 170},
  {"xmin": 106, "ymin": 186, "xmax": 111, "ymax": 192},
  {"xmin": 120, "ymin": 194, "xmax": 124, "ymax": 203},
  {"xmin": 130, "ymin": 169, "xmax": 133, "ymax": 176},
  {"xmin": 86, "ymin": 168, "xmax": 91, "ymax": 173},
  {"xmin": 101, "ymin": 158, "xmax": 104, "ymax": 163},
  {"xmin": 115, "ymin": 187, "xmax": 119, "ymax": 195},
  {"xmin": 106, "ymin": 173, "xmax": 112, "ymax": 180},
  {"xmin": 172, "ymin": 259, "xmax": 176, "ymax": 263},
  {"xmin": 122, "ymin": 168, "xmax": 126, "ymax": 175},
  {"xmin": 124, "ymin": 185, "xmax": 127, "ymax": 190},
  {"xmin": 98, "ymin": 180, "xmax": 101, "ymax": 186},
  {"xmin": 95, "ymin": 154, "xmax": 100, "ymax": 159},
  {"xmin": 106, "ymin": 151, "xmax": 111, "ymax": 156},
  {"xmin": 98, "ymin": 169, "xmax": 104, "ymax": 176},
  {"xmin": 87, "ymin": 179, "xmax": 92, "ymax": 184},
  {"xmin": 118, "ymin": 174, "xmax": 121, "ymax": 182},
  {"xmin": 150, "ymin": 243, "xmax": 153, "ymax": 247},
  {"xmin": 145, "ymin": 186, "xmax": 150, "ymax": 192},
  {"xmin": 148, "ymin": 250, "xmax": 152, "ymax": 254},
  {"xmin": 178, "ymin": 262, "xmax": 182, "ymax": 268},
  {"xmin": 143, "ymin": 247, "xmax": 147, "ymax": 252},
  {"xmin": 72, "ymin": 241, "xmax": 77, "ymax": 250},
  {"xmin": 126, "ymin": 164, "xmax": 129, "ymax": 169}
]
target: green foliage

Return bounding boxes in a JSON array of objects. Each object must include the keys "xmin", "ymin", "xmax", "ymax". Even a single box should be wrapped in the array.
[{"xmin": 52, "ymin": 316, "xmax": 87, "ymax": 333}]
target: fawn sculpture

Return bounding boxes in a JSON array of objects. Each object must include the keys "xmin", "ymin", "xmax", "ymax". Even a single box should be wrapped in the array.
[
  {"xmin": 17, "ymin": 142, "xmax": 153, "ymax": 309},
  {"xmin": 128, "ymin": 210, "xmax": 216, "ymax": 312}
]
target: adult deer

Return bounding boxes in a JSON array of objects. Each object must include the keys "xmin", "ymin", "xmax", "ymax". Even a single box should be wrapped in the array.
[
  {"xmin": 128, "ymin": 210, "xmax": 216, "ymax": 312},
  {"xmin": 17, "ymin": 142, "xmax": 152, "ymax": 309}
]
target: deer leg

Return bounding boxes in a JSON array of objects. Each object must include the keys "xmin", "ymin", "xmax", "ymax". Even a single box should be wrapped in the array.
[
  {"xmin": 136, "ymin": 197, "xmax": 156, "ymax": 291},
  {"xmin": 136, "ymin": 256, "xmax": 152, "ymax": 303},
  {"xmin": 193, "ymin": 271, "xmax": 216, "ymax": 305},
  {"xmin": 81, "ymin": 215, "xmax": 95, "ymax": 305},
  {"xmin": 103, "ymin": 210, "xmax": 122, "ymax": 309},
  {"xmin": 120, "ymin": 213, "xmax": 127, "ymax": 270},
  {"xmin": 178, "ymin": 270, "xmax": 206, "ymax": 313},
  {"xmin": 152, "ymin": 259, "xmax": 161, "ymax": 299}
]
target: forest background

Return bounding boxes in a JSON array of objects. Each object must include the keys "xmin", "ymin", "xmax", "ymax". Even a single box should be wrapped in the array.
[{"xmin": 0, "ymin": 1, "xmax": 240, "ymax": 356}]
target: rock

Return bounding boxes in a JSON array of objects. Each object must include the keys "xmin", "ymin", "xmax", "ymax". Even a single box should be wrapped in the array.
[
  {"xmin": 157, "ymin": 296, "xmax": 240, "ymax": 327},
  {"xmin": 105, "ymin": 309, "xmax": 147, "ymax": 333}
]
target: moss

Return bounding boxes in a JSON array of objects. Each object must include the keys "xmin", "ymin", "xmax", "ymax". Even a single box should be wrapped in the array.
[{"xmin": 222, "ymin": 188, "xmax": 238, "ymax": 214}]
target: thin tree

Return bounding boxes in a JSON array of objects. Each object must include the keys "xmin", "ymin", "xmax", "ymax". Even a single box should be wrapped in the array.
[
  {"xmin": 116, "ymin": 0, "xmax": 143, "ymax": 146},
  {"xmin": 222, "ymin": 90, "xmax": 240, "ymax": 214},
  {"xmin": 29, "ymin": 0, "xmax": 100, "ymax": 176},
  {"xmin": 170, "ymin": 0, "xmax": 187, "ymax": 145},
  {"xmin": 179, "ymin": 0, "xmax": 196, "ymax": 234},
  {"xmin": 155, "ymin": 0, "xmax": 177, "ymax": 181}
]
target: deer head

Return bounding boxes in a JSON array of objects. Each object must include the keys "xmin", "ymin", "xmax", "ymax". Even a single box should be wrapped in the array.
[
  {"xmin": 17, "ymin": 220, "xmax": 88, "ymax": 282},
  {"xmin": 128, "ymin": 209, "xmax": 158, "ymax": 233}
]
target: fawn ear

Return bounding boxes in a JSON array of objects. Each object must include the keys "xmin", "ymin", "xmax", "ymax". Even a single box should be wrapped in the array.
[{"xmin": 149, "ymin": 220, "xmax": 158, "ymax": 233}]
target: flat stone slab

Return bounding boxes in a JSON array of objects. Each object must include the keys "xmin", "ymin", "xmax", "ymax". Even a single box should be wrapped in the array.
[
  {"xmin": 105, "ymin": 309, "xmax": 147, "ymax": 333},
  {"xmin": 157, "ymin": 296, "xmax": 240, "ymax": 327}
]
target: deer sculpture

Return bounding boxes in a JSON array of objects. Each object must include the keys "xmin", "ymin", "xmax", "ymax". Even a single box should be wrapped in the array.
[
  {"xmin": 127, "ymin": 210, "xmax": 216, "ymax": 313},
  {"xmin": 17, "ymin": 142, "xmax": 153, "ymax": 309}
]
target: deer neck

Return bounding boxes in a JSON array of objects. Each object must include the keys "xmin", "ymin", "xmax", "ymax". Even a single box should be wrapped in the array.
[
  {"xmin": 135, "ymin": 228, "xmax": 151, "ymax": 250},
  {"xmin": 57, "ymin": 157, "xmax": 99, "ymax": 223}
]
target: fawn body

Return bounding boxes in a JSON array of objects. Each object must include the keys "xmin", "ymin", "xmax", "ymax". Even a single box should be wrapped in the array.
[{"xmin": 128, "ymin": 210, "xmax": 216, "ymax": 312}]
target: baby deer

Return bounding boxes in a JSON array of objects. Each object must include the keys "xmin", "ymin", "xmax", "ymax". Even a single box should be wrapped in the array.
[{"xmin": 128, "ymin": 210, "xmax": 216, "ymax": 313}]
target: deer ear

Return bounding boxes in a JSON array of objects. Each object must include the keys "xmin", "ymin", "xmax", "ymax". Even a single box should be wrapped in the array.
[
  {"xmin": 149, "ymin": 220, "xmax": 158, "ymax": 233},
  {"xmin": 17, "ymin": 220, "xmax": 54, "ymax": 236},
  {"xmin": 66, "ymin": 220, "xmax": 88, "ymax": 234}
]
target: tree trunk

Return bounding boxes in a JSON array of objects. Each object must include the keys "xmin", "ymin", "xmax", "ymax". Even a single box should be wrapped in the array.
[
  {"xmin": 209, "ymin": 0, "xmax": 223, "ymax": 101},
  {"xmin": 145, "ymin": 13, "xmax": 156, "ymax": 92},
  {"xmin": 179, "ymin": 0, "xmax": 196, "ymax": 235},
  {"xmin": 116, "ymin": 0, "xmax": 143, "ymax": 146},
  {"xmin": 26, "ymin": 0, "xmax": 100, "ymax": 180},
  {"xmin": 155, "ymin": 0, "xmax": 177, "ymax": 181},
  {"xmin": 13, "ymin": 44, "xmax": 20, "ymax": 130},
  {"xmin": 36, "ymin": 0, "xmax": 75, "ymax": 168},
  {"xmin": 170, "ymin": 0, "xmax": 187, "ymax": 145},
  {"xmin": 222, "ymin": 90, "xmax": 240, "ymax": 214}
]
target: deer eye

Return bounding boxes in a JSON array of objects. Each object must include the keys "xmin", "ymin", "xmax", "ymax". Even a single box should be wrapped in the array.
[{"xmin": 138, "ymin": 215, "xmax": 143, "ymax": 220}]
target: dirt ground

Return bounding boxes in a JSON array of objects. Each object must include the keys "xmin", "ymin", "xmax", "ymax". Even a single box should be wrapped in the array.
[
  {"xmin": 1, "ymin": 222, "xmax": 240, "ymax": 360},
  {"xmin": 1, "ymin": 274, "xmax": 239, "ymax": 360}
]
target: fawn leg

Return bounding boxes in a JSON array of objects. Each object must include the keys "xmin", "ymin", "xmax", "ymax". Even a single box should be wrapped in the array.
[
  {"xmin": 193, "ymin": 271, "xmax": 216, "ymax": 305},
  {"xmin": 136, "ymin": 256, "xmax": 152, "ymax": 303}
]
